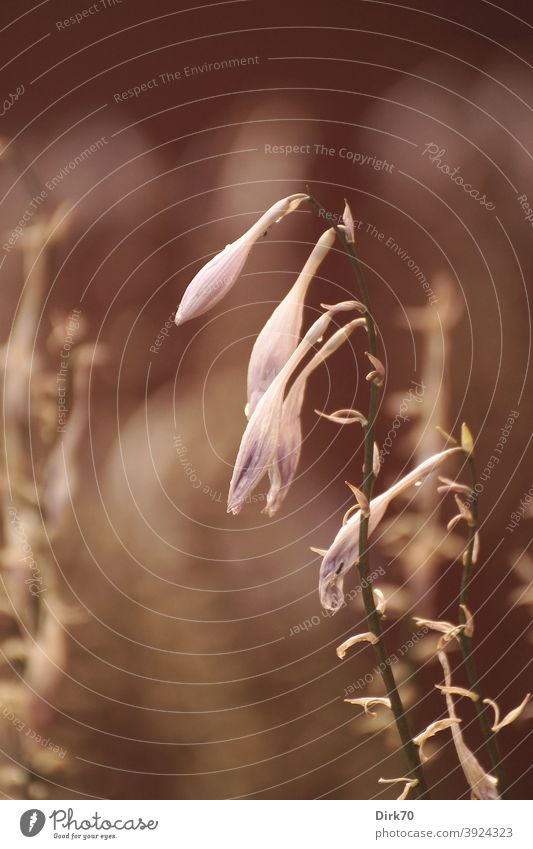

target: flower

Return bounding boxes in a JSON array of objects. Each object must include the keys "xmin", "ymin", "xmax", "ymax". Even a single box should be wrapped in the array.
[
  {"xmin": 264, "ymin": 317, "xmax": 366, "ymax": 516},
  {"xmin": 336, "ymin": 631, "xmax": 378, "ymax": 659},
  {"xmin": 378, "ymin": 777, "xmax": 419, "ymax": 801},
  {"xmin": 318, "ymin": 447, "xmax": 461, "ymax": 612},
  {"xmin": 227, "ymin": 303, "xmax": 361, "ymax": 514},
  {"xmin": 373, "ymin": 587, "xmax": 387, "ymax": 616},
  {"xmin": 438, "ymin": 652, "xmax": 499, "ymax": 799},
  {"xmin": 482, "ymin": 693, "xmax": 531, "ymax": 732},
  {"xmin": 365, "ymin": 351, "xmax": 385, "ymax": 385},
  {"xmin": 413, "ymin": 717, "xmax": 461, "ymax": 763},
  {"xmin": 246, "ymin": 228, "xmax": 336, "ymax": 417},
  {"xmin": 345, "ymin": 696, "xmax": 391, "ymax": 716},
  {"xmin": 174, "ymin": 193, "xmax": 308, "ymax": 325}
]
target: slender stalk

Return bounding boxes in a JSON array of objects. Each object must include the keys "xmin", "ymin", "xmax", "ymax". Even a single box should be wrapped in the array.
[
  {"xmin": 307, "ymin": 193, "xmax": 429, "ymax": 798},
  {"xmin": 458, "ymin": 451, "xmax": 509, "ymax": 798}
]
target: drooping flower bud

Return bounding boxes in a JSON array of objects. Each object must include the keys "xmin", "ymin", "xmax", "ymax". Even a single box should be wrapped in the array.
[
  {"xmin": 318, "ymin": 447, "xmax": 461, "ymax": 612},
  {"xmin": 227, "ymin": 304, "xmax": 361, "ymax": 514},
  {"xmin": 246, "ymin": 228, "xmax": 335, "ymax": 417},
  {"xmin": 175, "ymin": 194, "xmax": 308, "ymax": 325},
  {"xmin": 264, "ymin": 317, "xmax": 366, "ymax": 516}
]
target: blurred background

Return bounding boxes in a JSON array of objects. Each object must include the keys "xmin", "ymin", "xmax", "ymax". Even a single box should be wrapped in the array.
[{"xmin": 0, "ymin": 0, "xmax": 531, "ymax": 800}]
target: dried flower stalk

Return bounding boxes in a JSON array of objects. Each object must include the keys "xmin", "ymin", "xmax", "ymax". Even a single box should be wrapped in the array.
[{"xmin": 307, "ymin": 192, "xmax": 430, "ymax": 798}]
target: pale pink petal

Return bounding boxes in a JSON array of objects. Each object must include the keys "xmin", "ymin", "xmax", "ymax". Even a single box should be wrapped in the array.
[{"xmin": 175, "ymin": 193, "xmax": 308, "ymax": 325}]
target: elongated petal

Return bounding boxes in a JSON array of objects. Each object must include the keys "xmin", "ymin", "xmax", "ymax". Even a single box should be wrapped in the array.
[
  {"xmin": 175, "ymin": 193, "xmax": 308, "ymax": 325},
  {"xmin": 454, "ymin": 493, "xmax": 475, "ymax": 525},
  {"xmin": 345, "ymin": 696, "xmax": 391, "ymax": 716},
  {"xmin": 345, "ymin": 481, "xmax": 370, "ymax": 515},
  {"xmin": 472, "ymin": 532, "xmax": 480, "ymax": 565},
  {"xmin": 414, "ymin": 718, "xmax": 461, "ymax": 762},
  {"xmin": 319, "ymin": 447, "xmax": 461, "ymax": 611},
  {"xmin": 413, "ymin": 616, "xmax": 457, "ymax": 635},
  {"xmin": 483, "ymin": 694, "xmax": 531, "ymax": 732},
  {"xmin": 246, "ymin": 228, "xmax": 335, "ymax": 417},
  {"xmin": 336, "ymin": 631, "xmax": 378, "ymax": 659},
  {"xmin": 373, "ymin": 441, "xmax": 381, "ymax": 478},
  {"xmin": 228, "ymin": 305, "xmax": 359, "ymax": 514},
  {"xmin": 264, "ymin": 317, "xmax": 366, "ymax": 516},
  {"xmin": 341, "ymin": 200, "xmax": 355, "ymax": 243},
  {"xmin": 378, "ymin": 777, "xmax": 419, "ymax": 801},
  {"xmin": 263, "ymin": 382, "xmax": 304, "ymax": 516},
  {"xmin": 439, "ymin": 652, "xmax": 499, "ymax": 799},
  {"xmin": 413, "ymin": 616, "xmax": 465, "ymax": 649}
]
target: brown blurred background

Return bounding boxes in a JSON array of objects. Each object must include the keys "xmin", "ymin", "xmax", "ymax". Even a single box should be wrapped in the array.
[{"xmin": 0, "ymin": 0, "xmax": 532, "ymax": 800}]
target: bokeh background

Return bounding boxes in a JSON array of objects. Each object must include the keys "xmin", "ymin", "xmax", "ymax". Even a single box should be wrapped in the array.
[{"xmin": 0, "ymin": 0, "xmax": 532, "ymax": 800}]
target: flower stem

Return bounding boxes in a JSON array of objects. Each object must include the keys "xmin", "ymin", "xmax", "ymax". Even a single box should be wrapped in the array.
[
  {"xmin": 307, "ymin": 193, "xmax": 430, "ymax": 798},
  {"xmin": 458, "ymin": 451, "xmax": 509, "ymax": 798}
]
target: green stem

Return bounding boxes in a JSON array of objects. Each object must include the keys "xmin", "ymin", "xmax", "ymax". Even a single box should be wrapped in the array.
[
  {"xmin": 307, "ymin": 193, "xmax": 430, "ymax": 798},
  {"xmin": 459, "ymin": 452, "xmax": 509, "ymax": 798}
]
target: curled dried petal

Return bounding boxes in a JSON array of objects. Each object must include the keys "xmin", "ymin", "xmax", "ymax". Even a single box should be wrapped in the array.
[
  {"xmin": 175, "ymin": 193, "xmax": 308, "ymax": 325},
  {"xmin": 336, "ymin": 631, "xmax": 378, "ymax": 660},
  {"xmin": 227, "ymin": 310, "xmax": 332, "ymax": 514},
  {"xmin": 414, "ymin": 718, "xmax": 461, "ymax": 762},
  {"xmin": 447, "ymin": 514, "xmax": 463, "ymax": 531},
  {"xmin": 378, "ymin": 777, "xmax": 419, "ymax": 800},
  {"xmin": 483, "ymin": 694, "xmax": 532, "ymax": 732},
  {"xmin": 437, "ymin": 476, "xmax": 471, "ymax": 496},
  {"xmin": 413, "ymin": 616, "xmax": 465, "ymax": 649},
  {"xmin": 373, "ymin": 588, "xmax": 386, "ymax": 616},
  {"xmin": 345, "ymin": 696, "xmax": 391, "ymax": 716},
  {"xmin": 264, "ymin": 316, "xmax": 366, "ymax": 515},
  {"xmin": 246, "ymin": 228, "xmax": 335, "ymax": 417},
  {"xmin": 320, "ymin": 299, "xmax": 366, "ymax": 314},
  {"xmin": 341, "ymin": 199, "xmax": 355, "ymax": 243},
  {"xmin": 365, "ymin": 351, "xmax": 385, "ymax": 384},
  {"xmin": 342, "ymin": 504, "xmax": 359, "ymax": 525},
  {"xmin": 315, "ymin": 408, "xmax": 367, "ymax": 426},
  {"xmin": 439, "ymin": 652, "xmax": 499, "ymax": 799},
  {"xmin": 459, "ymin": 604, "xmax": 474, "ymax": 637},
  {"xmin": 435, "ymin": 684, "xmax": 479, "ymax": 702},
  {"xmin": 320, "ymin": 300, "xmax": 365, "ymax": 314}
]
